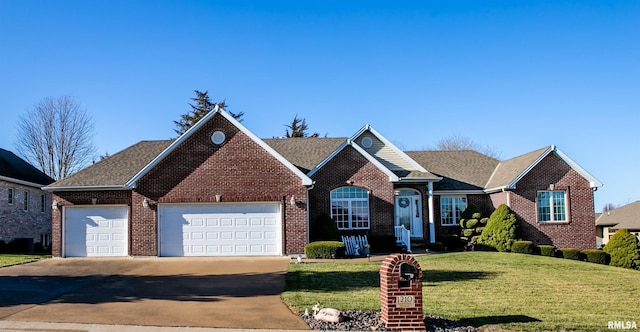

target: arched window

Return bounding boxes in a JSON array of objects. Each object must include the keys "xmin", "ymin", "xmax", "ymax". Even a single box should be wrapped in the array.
[{"xmin": 330, "ymin": 187, "xmax": 370, "ymax": 230}]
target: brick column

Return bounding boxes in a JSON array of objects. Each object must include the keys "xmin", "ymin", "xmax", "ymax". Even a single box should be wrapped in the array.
[{"xmin": 380, "ymin": 254, "xmax": 425, "ymax": 331}]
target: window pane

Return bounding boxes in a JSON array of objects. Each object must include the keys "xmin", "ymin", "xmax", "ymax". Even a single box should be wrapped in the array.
[
  {"xmin": 330, "ymin": 187, "xmax": 370, "ymax": 230},
  {"xmin": 537, "ymin": 192, "xmax": 551, "ymax": 222},
  {"xmin": 553, "ymin": 191, "xmax": 566, "ymax": 221},
  {"xmin": 8, "ymin": 188, "xmax": 13, "ymax": 204},
  {"xmin": 440, "ymin": 197, "xmax": 453, "ymax": 225}
]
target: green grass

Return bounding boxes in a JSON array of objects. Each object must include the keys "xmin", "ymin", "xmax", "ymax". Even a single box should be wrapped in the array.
[
  {"xmin": 282, "ymin": 252, "xmax": 640, "ymax": 331},
  {"xmin": 0, "ymin": 254, "xmax": 48, "ymax": 267}
]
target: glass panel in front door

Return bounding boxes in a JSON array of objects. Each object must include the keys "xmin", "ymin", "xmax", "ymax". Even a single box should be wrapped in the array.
[{"xmin": 397, "ymin": 197, "xmax": 412, "ymax": 231}]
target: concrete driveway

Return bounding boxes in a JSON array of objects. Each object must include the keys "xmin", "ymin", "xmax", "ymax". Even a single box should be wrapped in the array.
[{"xmin": 0, "ymin": 257, "xmax": 309, "ymax": 330}]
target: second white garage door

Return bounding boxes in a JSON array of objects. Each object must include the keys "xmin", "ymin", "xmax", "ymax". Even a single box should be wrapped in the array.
[
  {"xmin": 158, "ymin": 203, "xmax": 281, "ymax": 257},
  {"xmin": 64, "ymin": 206, "xmax": 129, "ymax": 257}
]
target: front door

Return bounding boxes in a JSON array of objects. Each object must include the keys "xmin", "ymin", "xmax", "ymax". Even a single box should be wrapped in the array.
[{"xmin": 394, "ymin": 189, "xmax": 423, "ymax": 239}]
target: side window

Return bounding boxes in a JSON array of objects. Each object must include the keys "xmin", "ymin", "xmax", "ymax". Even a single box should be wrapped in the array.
[
  {"xmin": 440, "ymin": 196, "xmax": 467, "ymax": 226},
  {"xmin": 23, "ymin": 190, "xmax": 29, "ymax": 211},
  {"xmin": 8, "ymin": 188, "xmax": 14, "ymax": 205}
]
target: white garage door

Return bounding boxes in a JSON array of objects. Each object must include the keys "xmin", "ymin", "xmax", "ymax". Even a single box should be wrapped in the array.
[
  {"xmin": 64, "ymin": 206, "xmax": 128, "ymax": 257},
  {"xmin": 158, "ymin": 203, "xmax": 281, "ymax": 257}
]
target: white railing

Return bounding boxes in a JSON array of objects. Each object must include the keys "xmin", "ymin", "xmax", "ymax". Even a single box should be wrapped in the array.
[{"xmin": 394, "ymin": 225, "xmax": 412, "ymax": 253}]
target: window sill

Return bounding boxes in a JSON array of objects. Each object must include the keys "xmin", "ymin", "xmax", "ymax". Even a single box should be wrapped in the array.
[{"xmin": 538, "ymin": 221, "xmax": 569, "ymax": 225}]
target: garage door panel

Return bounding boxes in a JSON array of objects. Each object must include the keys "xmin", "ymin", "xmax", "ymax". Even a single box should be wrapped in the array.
[
  {"xmin": 64, "ymin": 206, "xmax": 128, "ymax": 257},
  {"xmin": 159, "ymin": 203, "xmax": 281, "ymax": 257}
]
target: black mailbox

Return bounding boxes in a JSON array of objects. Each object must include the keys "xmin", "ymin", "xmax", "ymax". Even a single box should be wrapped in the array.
[{"xmin": 398, "ymin": 263, "xmax": 418, "ymax": 288}]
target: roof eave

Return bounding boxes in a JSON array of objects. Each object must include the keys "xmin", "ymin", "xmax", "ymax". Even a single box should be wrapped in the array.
[
  {"xmin": 0, "ymin": 175, "xmax": 50, "ymax": 189},
  {"xmin": 43, "ymin": 185, "xmax": 130, "ymax": 192},
  {"xmin": 396, "ymin": 177, "xmax": 443, "ymax": 183}
]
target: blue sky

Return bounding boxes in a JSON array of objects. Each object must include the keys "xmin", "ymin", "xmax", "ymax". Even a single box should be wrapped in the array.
[{"xmin": 1, "ymin": 1, "xmax": 638, "ymax": 210}]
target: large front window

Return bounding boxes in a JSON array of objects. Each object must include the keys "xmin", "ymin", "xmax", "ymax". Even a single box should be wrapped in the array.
[
  {"xmin": 537, "ymin": 190, "xmax": 567, "ymax": 222},
  {"xmin": 440, "ymin": 196, "xmax": 467, "ymax": 226},
  {"xmin": 330, "ymin": 187, "xmax": 370, "ymax": 230}
]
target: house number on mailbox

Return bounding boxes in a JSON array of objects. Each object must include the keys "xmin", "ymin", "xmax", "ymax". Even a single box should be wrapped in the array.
[{"xmin": 396, "ymin": 295, "xmax": 415, "ymax": 308}]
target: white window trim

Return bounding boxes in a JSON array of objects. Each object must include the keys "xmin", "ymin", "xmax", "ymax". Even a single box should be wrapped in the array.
[
  {"xmin": 330, "ymin": 187, "xmax": 370, "ymax": 230},
  {"xmin": 440, "ymin": 195, "xmax": 467, "ymax": 227},
  {"xmin": 537, "ymin": 190, "xmax": 568, "ymax": 223}
]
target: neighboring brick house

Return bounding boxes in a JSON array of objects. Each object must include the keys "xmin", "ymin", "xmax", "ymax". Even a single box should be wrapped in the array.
[
  {"xmin": 44, "ymin": 108, "xmax": 602, "ymax": 257},
  {"xmin": 595, "ymin": 201, "xmax": 640, "ymax": 247},
  {"xmin": 0, "ymin": 148, "xmax": 55, "ymax": 248}
]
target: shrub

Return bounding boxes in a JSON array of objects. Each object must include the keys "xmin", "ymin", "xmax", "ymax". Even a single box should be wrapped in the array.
[
  {"xmin": 465, "ymin": 219, "xmax": 479, "ymax": 229},
  {"xmin": 558, "ymin": 248, "xmax": 581, "ymax": 260},
  {"xmin": 461, "ymin": 205, "xmax": 481, "ymax": 219},
  {"xmin": 310, "ymin": 213, "xmax": 340, "ymax": 242},
  {"xmin": 476, "ymin": 204, "xmax": 518, "ymax": 252},
  {"xmin": 581, "ymin": 249, "xmax": 610, "ymax": 265},
  {"xmin": 368, "ymin": 234, "xmax": 396, "ymax": 254},
  {"xmin": 603, "ymin": 229, "xmax": 640, "ymax": 270},
  {"xmin": 438, "ymin": 234, "xmax": 464, "ymax": 251},
  {"xmin": 511, "ymin": 241, "xmax": 534, "ymax": 254},
  {"xmin": 462, "ymin": 229, "xmax": 475, "ymax": 237},
  {"xmin": 539, "ymin": 245, "xmax": 556, "ymax": 257},
  {"xmin": 304, "ymin": 241, "xmax": 345, "ymax": 259},
  {"xmin": 426, "ymin": 242, "xmax": 444, "ymax": 252},
  {"xmin": 471, "ymin": 212, "xmax": 482, "ymax": 219},
  {"xmin": 479, "ymin": 218, "xmax": 489, "ymax": 225}
]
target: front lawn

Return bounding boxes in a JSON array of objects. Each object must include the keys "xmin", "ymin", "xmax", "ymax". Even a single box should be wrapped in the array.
[
  {"xmin": 0, "ymin": 254, "xmax": 48, "ymax": 267},
  {"xmin": 282, "ymin": 252, "xmax": 640, "ymax": 331}
]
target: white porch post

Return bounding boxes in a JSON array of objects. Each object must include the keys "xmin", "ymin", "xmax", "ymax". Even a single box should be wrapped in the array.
[{"xmin": 427, "ymin": 182, "xmax": 435, "ymax": 243}]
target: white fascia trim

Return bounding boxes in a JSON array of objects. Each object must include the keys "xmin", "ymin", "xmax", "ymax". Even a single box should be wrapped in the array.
[
  {"xmin": 435, "ymin": 190, "xmax": 486, "ymax": 195},
  {"xmin": 42, "ymin": 185, "xmax": 129, "ymax": 192},
  {"xmin": 351, "ymin": 124, "xmax": 428, "ymax": 173},
  {"xmin": 0, "ymin": 175, "xmax": 48, "ymax": 189},
  {"xmin": 554, "ymin": 147, "xmax": 603, "ymax": 188},
  {"xmin": 397, "ymin": 177, "xmax": 443, "ymax": 183},
  {"xmin": 307, "ymin": 140, "xmax": 349, "ymax": 177},
  {"xmin": 483, "ymin": 186, "xmax": 509, "ymax": 194},
  {"xmin": 307, "ymin": 139, "xmax": 400, "ymax": 182},
  {"xmin": 508, "ymin": 145, "xmax": 604, "ymax": 189},
  {"xmin": 507, "ymin": 145, "xmax": 555, "ymax": 189},
  {"xmin": 126, "ymin": 106, "xmax": 313, "ymax": 188}
]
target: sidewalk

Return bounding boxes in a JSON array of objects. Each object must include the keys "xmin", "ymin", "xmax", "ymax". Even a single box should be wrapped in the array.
[{"xmin": 0, "ymin": 320, "xmax": 311, "ymax": 332}]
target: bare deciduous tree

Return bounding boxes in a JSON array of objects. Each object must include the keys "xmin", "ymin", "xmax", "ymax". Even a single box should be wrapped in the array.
[
  {"xmin": 16, "ymin": 96, "xmax": 96, "ymax": 180},
  {"xmin": 434, "ymin": 133, "xmax": 502, "ymax": 159}
]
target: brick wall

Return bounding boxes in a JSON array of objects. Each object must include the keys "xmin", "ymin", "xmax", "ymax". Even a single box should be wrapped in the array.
[
  {"xmin": 0, "ymin": 180, "xmax": 52, "ymax": 245},
  {"xmin": 309, "ymin": 146, "xmax": 394, "ymax": 236},
  {"xmin": 509, "ymin": 153, "xmax": 596, "ymax": 250},
  {"xmin": 134, "ymin": 112, "xmax": 308, "ymax": 255}
]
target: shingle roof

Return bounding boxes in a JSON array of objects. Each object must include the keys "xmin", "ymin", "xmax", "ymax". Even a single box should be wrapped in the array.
[
  {"xmin": 0, "ymin": 148, "xmax": 54, "ymax": 186},
  {"xmin": 264, "ymin": 137, "xmax": 347, "ymax": 173},
  {"xmin": 595, "ymin": 201, "xmax": 640, "ymax": 230},
  {"xmin": 47, "ymin": 140, "xmax": 173, "ymax": 188},
  {"xmin": 406, "ymin": 150, "xmax": 499, "ymax": 190},
  {"xmin": 485, "ymin": 146, "xmax": 549, "ymax": 190}
]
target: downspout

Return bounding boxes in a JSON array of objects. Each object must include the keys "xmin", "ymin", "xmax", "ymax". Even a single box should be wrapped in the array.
[
  {"xmin": 305, "ymin": 183, "xmax": 314, "ymax": 246},
  {"xmin": 427, "ymin": 182, "xmax": 435, "ymax": 243}
]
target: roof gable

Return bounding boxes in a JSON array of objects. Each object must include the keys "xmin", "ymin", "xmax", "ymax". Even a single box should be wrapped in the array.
[
  {"xmin": 264, "ymin": 137, "xmax": 346, "ymax": 173},
  {"xmin": 0, "ymin": 148, "xmax": 54, "ymax": 187},
  {"xmin": 126, "ymin": 106, "xmax": 312, "ymax": 188},
  {"xmin": 485, "ymin": 145, "xmax": 603, "ymax": 192}
]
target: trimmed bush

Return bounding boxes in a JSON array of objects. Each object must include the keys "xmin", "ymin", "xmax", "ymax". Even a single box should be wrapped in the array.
[
  {"xmin": 511, "ymin": 241, "xmax": 534, "ymax": 254},
  {"xmin": 603, "ymin": 229, "xmax": 640, "ymax": 270},
  {"xmin": 479, "ymin": 218, "xmax": 489, "ymax": 225},
  {"xmin": 558, "ymin": 248, "xmax": 581, "ymax": 260},
  {"xmin": 581, "ymin": 249, "xmax": 610, "ymax": 265},
  {"xmin": 539, "ymin": 245, "xmax": 555, "ymax": 257},
  {"xmin": 471, "ymin": 212, "xmax": 482, "ymax": 219},
  {"xmin": 461, "ymin": 205, "xmax": 481, "ymax": 219},
  {"xmin": 465, "ymin": 219, "xmax": 479, "ymax": 229},
  {"xmin": 462, "ymin": 229, "xmax": 475, "ymax": 237},
  {"xmin": 304, "ymin": 241, "xmax": 345, "ymax": 259},
  {"xmin": 476, "ymin": 204, "xmax": 518, "ymax": 252},
  {"xmin": 426, "ymin": 242, "xmax": 444, "ymax": 252},
  {"xmin": 309, "ymin": 213, "xmax": 340, "ymax": 242}
]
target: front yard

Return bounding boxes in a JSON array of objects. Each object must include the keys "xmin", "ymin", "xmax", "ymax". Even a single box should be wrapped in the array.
[
  {"xmin": 282, "ymin": 251, "xmax": 640, "ymax": 331},
  {"xmin": 0, "ymin": 254, "xmax": 48, "ymax": 267}
]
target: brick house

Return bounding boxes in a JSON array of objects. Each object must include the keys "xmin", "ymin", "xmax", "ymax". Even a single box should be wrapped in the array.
[
  {"xmin": 0, "ymin": 148, "xmax": 55, "ymax": 248},
  {"xmin": 44, "ymin": 108, "xmax": 602, "ymax": 257},
  {"xmin": 595, "ymin": 201, "xmax": 640, "ymax": 247}
]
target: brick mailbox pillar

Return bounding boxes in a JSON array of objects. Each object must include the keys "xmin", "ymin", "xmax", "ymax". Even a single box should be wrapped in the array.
[{"xmin": 380, "ymin": 254, "xmax": 426, "ymax": 331}]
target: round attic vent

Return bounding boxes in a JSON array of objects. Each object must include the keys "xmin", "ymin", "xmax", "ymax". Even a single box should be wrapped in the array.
[
  {"xmin": 361, "ymin": 137, "xmax": 373, "ymax": 148},
  {"xmin": 211, "ymin": 131, "xmax": 226, "ymax": 145}
]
